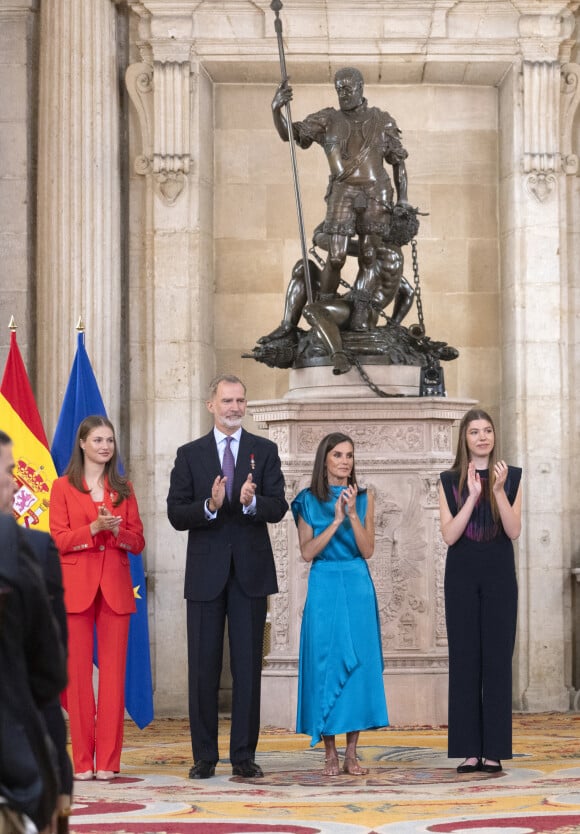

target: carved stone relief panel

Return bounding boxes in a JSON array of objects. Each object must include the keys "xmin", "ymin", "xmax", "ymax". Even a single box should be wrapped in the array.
[
  {"xmin": 433, "ymin": 516, "xmax": 449, "ymax": 647},
  {"xmin": 297, "ymin": 423, "xmax": 425, "ymax": 456},
  {"xmin": 269, "ymin": 519, "xmax": 290, "ymax": 651},
  {"xmin": 269, "ymin": 424, "xmax": 290, "ymax": 456},
  {"xmin": 432, "ymin": 422, "xmax": 452, "ymax": 453},
  {"xmin": 369, "ymin": 476, "xmax": 429, "ymax": 652},
  {"xmin": 423, "ymin": 475, "xmax": 441, "ymax": 508}
]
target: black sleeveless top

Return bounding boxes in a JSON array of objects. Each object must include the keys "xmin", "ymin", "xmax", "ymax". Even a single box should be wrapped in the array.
[{"xmin": 440, "ymin": 466, "xmax": 522, "ymax": 544}]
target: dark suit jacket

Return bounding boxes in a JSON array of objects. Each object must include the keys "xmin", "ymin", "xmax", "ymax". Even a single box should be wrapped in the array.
[
  {"xmin": 0, "ymin": 515, "xmax": 66, "ymax": 829},
  {"xmin": 167, "ymin": 429, "xmax": 288, "ymax": 601},
  {"xmin": 20, "ymin": 528, "xmax": 67, "ymax": 648}
]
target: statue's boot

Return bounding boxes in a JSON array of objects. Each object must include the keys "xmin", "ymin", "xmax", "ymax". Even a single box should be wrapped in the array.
[
  {"xmin": 331, "ymin": 351, "xmax": 352, "ymax": 375},
  {"xmin": 257, "ymin": 321, "xmax": 297, "ymax": 344}
]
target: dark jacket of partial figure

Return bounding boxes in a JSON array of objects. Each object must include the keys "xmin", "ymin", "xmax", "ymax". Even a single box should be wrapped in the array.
[{"xmin": 0, "ymin": 514, "xmax": 67, "ymax": 830}]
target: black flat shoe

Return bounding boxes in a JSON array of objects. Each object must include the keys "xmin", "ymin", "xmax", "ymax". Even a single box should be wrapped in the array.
[
  {"xmin": 189, "ymin": 760, "xmax": 216, "ymax": 779},
  {"xmin": 481, "ymin": 759, "xmax": 502, "ymax": 773},
  {"xmin": 457, "ymin": 758, "xmax": 482, "ymax": 773},
  {"xmin": 232, "ymin": 759, "xmax": 264, "ymax": 778}
]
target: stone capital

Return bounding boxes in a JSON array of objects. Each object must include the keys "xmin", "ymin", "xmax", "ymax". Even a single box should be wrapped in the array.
[{"xmin": 516, "ymin": 1, "xmax": 580, "ymax": 62}]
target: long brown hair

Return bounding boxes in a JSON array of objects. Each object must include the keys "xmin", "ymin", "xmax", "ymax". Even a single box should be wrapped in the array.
[
  {"xmin": 64, "ymin": 415, "xmax": 131, "ymax": 506},
  {"xmin": 451, "ymin": 408, "xmax": 499, "ymax": 521},
  {"xmin": 310, "ymin": 432, "xmax": 363, "ymax": 502}
]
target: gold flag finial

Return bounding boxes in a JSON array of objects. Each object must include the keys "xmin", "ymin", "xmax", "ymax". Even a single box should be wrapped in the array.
[
  {"xmin": 8, "ymin": 316, "xmax": 16, "ymax": 331},
  {"xmin": 76, "ymin": 316, "xmax": 85, "ymax": 332}
]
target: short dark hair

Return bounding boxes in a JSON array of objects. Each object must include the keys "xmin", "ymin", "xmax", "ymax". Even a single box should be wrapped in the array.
[
  {"xmin": 0, "ymin": 431, "xmax": 12, "ymax": 447},
  {"xmin": 208, "ymin": 375, "xmax": 246, "ymax": 399}
]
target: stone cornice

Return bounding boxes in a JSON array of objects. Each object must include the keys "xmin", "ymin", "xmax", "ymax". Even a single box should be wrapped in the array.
[{"xmin": 124, "ymin": 0, "xmax": 579, "ymax": 84}]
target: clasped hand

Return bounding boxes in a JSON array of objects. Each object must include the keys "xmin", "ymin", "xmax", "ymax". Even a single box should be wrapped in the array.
[
  {"xmin": 210, "ymin": 473, "xmax": 256, "ymax": 509},
  {"xmin": 467, "ymin": 459, "xmax": 509, "ymax": 498},
  {"xmin": 334, "ymin": 484, "xmax": 358, "ymax": 523},
  {"xmin": 93, "ymin": 504, "xmax": 122, "ymax": 536}
]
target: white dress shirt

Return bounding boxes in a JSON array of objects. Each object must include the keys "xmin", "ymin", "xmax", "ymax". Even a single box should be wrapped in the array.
[{"xmin": 205, "ymin": 427, "xmax": 256, "ymax": 518}]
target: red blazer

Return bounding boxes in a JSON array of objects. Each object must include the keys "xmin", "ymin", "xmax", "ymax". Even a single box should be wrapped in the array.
[{"xmin": 49, "ymin": 475, "xmax": 145, "ymax": 615}]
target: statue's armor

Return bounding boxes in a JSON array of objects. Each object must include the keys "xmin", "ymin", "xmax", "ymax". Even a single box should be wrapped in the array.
[{"xmin": 294, "ymin": 101, "xmax": 408, "ymax": 237}]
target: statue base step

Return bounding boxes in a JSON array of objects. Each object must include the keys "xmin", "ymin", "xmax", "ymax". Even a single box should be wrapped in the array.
[{"xmin": 286, "ymin": 364, "xmax": 421, "ymax": 399}]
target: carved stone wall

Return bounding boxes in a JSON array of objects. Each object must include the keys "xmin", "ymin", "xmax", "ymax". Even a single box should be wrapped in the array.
[{"xmin": 251, "ymin": 395, "xmax": 475, "ymax": 728}]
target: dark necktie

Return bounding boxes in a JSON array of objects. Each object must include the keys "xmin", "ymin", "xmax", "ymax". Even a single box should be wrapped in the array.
[{"xmin": 222, "ymin": 436, "xmax": 235, "ymax": 501}]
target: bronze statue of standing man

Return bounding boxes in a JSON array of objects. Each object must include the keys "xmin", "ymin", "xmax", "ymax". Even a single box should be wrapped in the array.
[
  {"xmin": 272, "ymin": 67, "xmax": 412, "ymax": 299},
  {"xmin": 247, "ymin": 44, "xmax": 457, "ymax": 383}
]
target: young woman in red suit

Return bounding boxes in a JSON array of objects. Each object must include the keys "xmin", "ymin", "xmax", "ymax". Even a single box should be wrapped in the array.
[{"xmin": 50, "ymin": 415, "xmax": 145, "ymax": 782}]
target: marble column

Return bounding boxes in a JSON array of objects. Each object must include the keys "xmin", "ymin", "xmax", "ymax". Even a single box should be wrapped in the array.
[
  {"xmin": 0, "ymin": 0, "xmax": 38, "ymax": 374},
  {"xmin": 499, "ymin": 5, "xmax": 580, "ymax": 710},
  {"xmin": 36, "ymin": 0, "xmax": 122, "ymax": 431},
  {"xmin": 125, "ymin": 9, "xmax": 216, "ymax": 714}
]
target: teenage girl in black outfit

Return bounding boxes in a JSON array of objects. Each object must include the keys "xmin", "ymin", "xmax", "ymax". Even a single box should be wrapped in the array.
[{"xmin": 439, "ymin": 409, "xmax": 522, "ymax": 774}]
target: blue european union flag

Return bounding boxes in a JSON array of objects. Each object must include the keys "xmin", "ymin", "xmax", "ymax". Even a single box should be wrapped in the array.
[{"xmin": 51, "ymin": 332, "xmax": 154, "ymax": 729}]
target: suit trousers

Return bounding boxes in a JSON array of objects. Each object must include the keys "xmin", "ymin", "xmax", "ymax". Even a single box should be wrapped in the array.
[
  {"xmin": 444, "ymin": 538, "xmax": 518, "ymax": 760},
  {"xmin": 186, "ymin": 566, "xmax": 267, "ymax": 765},
  {"xmin": 65, "ymin": 588, "xmax": 130, "ymax": 773}
]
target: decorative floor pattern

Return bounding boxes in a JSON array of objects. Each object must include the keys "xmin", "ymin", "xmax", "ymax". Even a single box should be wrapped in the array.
[{"xmin": 69, "ymin": 713, "xmax": 580, "ymax": 834}]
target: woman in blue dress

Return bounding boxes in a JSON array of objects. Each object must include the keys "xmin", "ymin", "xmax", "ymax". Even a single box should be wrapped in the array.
[{"xmin": 292, "ymin": 432, "xmax": 388, "ymax": 776}]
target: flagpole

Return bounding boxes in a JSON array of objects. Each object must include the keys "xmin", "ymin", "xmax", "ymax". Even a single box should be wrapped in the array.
[
  {"xmin": 270, "ymin": 0, "xmax": 314, "ymax": 305},
  {"xmin": 8, "ymin": 316, "xmax": 16, "ymax": 332}
]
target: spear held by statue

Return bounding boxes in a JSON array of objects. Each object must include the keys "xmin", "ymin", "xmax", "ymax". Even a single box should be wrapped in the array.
[{"xmin": 270, "ymin": 0, "xmax": 315, "ymax": 305}]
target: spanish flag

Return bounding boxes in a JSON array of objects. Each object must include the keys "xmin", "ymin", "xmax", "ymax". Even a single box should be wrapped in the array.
[{"xmin": 0, "ymin": 328, "xmax": 57, "ymax": 531}]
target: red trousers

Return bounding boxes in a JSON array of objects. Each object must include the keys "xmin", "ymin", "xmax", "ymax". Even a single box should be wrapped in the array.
[{"xmin": 65, "ymin": 589, "xmax": 130, "ymax": 773}]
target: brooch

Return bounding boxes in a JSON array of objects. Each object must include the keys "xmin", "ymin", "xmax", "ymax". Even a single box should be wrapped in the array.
[{"xmin": 250, "ymin": 454, "xmax": 256, "ymax": 471}]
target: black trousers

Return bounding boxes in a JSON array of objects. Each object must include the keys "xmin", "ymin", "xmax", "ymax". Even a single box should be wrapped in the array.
[
  {"xmin": 186, "ymin": 567, "xmax": 267, "ymax": 765},
  {"xmin": 42, "ymin": 700, "xmax": 73, "ymax": 794},
  {"xmin": 444, "ymin": 538, "xmax": 518, "ymax": 760}
]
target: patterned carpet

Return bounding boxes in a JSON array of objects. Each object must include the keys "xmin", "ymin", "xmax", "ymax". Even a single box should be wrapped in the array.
[{"xmin": 70, "ymin": 713, "xmax": 580, "ymax": 834}]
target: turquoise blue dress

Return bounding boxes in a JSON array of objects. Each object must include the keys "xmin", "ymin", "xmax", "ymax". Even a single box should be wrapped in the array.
[{"xmin": 292, "ymin": 486, "xmax": 389, "ymax": 746}]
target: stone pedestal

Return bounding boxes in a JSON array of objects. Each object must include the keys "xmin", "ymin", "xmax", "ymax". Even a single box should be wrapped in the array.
[
  {"xmin": 286, "ymin": 365, "xmax": 422, "ymax": 399},
  {"xmin": 249, "ymin": 390, "xmax": 475, "ymax": 730}
]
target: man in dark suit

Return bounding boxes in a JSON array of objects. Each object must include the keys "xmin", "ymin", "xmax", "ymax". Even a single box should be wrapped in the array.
[{"xmin": 167, "ymin": 375, "xmax": 288, "ymax": 779}]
